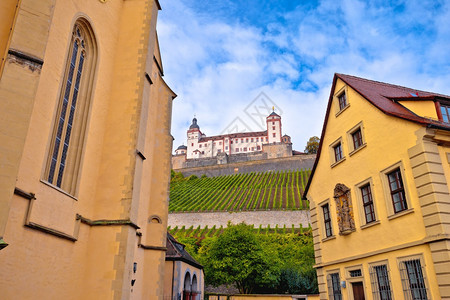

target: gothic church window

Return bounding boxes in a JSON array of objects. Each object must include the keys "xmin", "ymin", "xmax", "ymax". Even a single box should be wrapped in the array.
[{"xmin": 45, "ymin": 19, "xmax": 97, "ymax": 195}]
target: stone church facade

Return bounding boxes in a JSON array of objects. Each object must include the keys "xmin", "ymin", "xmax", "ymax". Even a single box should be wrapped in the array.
[{"xmin": 0, "ymin": 0, "xmax": 175, "ymax": 299}]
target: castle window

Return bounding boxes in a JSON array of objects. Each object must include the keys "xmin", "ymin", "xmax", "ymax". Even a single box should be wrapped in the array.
[
  {"xmin": 272, "ymin": 126, "xmax": 275, "ymax": 130},
  {"xmin": 251, "ymin": 147, "xmax": 254, "ymax": 151},
  {"xmin": 219, "ymin": 142, "xmax": 222, "ymax": 145},
  {"xmin": 45, "ymin": 19, "xmax": 97, "ymax": 195},
  {"xmin": 251, "ymin": 138, "xmax": 254, "ymax": 142},
  {"xmin": 241, "ymin": 139, "xmax": 244, "ymax": 143},
  {"xmin": 256, "ymin": 138, "xmax": 259, "ymax": 142},
  {"xmin": 202, "ymin": 151, "xmax": 204, "ymax": 154},
  {"xmin": 273, "ymin": 133, "xmax": 276, "ymax": 137},
  {"xmin": 272, "ymin": 122, "xmax": 275, "ymax": 125},
  {"xmin": 225, "ymin": 146, "xmax": 228, "ymax": 150},
  {"xmin": 199, "ymin": 144, "xmax": 202, "ymax": 148},
  {"xmin": 191, "ymin": 143, "xmax": 194, "ymax": 146},
  {"xmin": 257, "ymin": 145, "xmax": 261, "ymax": 150},
  {"xmin": 266, "ymin": 137, "xmax": 268, "ymax": 142},
  {"xmin": 246, "ymin": 138, "xmax": 249, "ymax": 142},
  {"xmin": 236, "ymin": 148, "xmax": 239, "ymax": 152},
  {"xmin": 243, "ymin": 147, "xmax": 247, "ymax": 151}
]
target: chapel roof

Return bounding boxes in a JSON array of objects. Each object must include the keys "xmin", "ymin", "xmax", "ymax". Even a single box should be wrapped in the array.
[{"xmin": 166, "ymin": 233, "xmax": 203, "ymax": 269}]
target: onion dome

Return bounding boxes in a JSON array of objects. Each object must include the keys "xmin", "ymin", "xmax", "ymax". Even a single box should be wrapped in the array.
[{"xmin": 189, "ymin": 117, "xmax": 200, "ymax": 129}]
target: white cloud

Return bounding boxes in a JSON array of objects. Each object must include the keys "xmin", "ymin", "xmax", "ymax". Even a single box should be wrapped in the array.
[{"xmin": 158, "ymin": 0, "xmax": 450, "ymax": 153}]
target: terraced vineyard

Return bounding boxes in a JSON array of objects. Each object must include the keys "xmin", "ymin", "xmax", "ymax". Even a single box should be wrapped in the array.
[
  {"xmin": 169, "ymin": 169, "xmax": 311, "ymax": 212},
  {"xmin": 168, "ymin": 224, "xmax": 312, "ymax": 238}
]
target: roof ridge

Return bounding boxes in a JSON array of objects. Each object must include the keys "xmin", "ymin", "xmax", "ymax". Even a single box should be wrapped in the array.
[{"xmin": 336, "ymin": 73, "xmax": 434, "ymax": 95}]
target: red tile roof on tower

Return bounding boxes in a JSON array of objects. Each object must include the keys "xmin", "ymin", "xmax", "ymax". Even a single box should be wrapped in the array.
[{"xmin": 303, "ymin": 73, "xmax": 450, "ymax": 198}]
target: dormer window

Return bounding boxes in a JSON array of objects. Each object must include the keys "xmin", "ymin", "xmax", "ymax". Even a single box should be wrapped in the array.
[{"xmin": 441, "ymin": 104, "xmax": 450, "ymax": 123}]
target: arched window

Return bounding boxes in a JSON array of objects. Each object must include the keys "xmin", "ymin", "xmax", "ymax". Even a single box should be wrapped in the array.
[
  {"xmin": 45, "ymin": 18, "xmax": 97, "ymax": 195},
  {"xmin": 183, "ymin": 272, "xmax": 191, "ymax": 300},
  {"xmin": 191, "ymin": 275, "xmax": 198, "ymax": 300}
]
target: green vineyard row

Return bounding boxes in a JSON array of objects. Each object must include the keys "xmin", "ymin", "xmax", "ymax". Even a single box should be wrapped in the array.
[
  {"xmin": 169, "ymin": 169, "xmax": 311, "ymax": 212},
  {"xmin": 168, "ymin": 224, "xmax": 312, "ymax": 238}
]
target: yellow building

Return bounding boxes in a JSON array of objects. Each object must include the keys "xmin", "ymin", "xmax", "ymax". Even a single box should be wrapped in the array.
[
  {"xmin": 0, "ymin": 0, "xmax": 176, "ymax": 299},
  {"xmin": 304, "ymin": 74, "xmax": 450, "ymax": 300}
]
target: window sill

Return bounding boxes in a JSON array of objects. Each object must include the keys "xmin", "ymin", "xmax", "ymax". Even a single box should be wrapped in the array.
[
  {"xmin": 322, "ymin": 235, "xmax": 336, "ymax": 242},
  {"xmin": 331, "ymin": 157, "xmax": 346, "ymax": 168},
  {"xmin": 387, "ymin": 208, "xmax": 414, "ymax": 220},
  {"xmin": 349, "ymin": 143, "xmax": 367, "ymax": 157},
  {"xmin": 335, "ymin": 103, "xmax": 350, "ymax": 117},
  {"xmin": 40, "ymin": 180, "xmax": 78, "ymax": 201},
  {"xmin": 360, "ymin": 220, "xmax": 380, "ymax": 230}
]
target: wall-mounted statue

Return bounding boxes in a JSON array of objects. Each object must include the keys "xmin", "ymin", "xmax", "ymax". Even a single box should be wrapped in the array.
[{"xmin": 334, "ymin": 183, "xmax": 355, "ymax": 235}]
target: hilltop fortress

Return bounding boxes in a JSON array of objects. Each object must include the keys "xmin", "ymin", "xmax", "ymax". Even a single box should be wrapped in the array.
[
  {"xmin": 172, "ymin": 112, "xmax": 311, "ymax": 171},
  {"xmin": 169, "ymin": 112, "xmax": 316, "ymax": 230}
]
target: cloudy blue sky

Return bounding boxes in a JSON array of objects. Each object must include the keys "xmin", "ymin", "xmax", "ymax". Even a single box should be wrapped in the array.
[{"xmin": 157, "ymin": 0, "xmax": 450, "ymax": 152}]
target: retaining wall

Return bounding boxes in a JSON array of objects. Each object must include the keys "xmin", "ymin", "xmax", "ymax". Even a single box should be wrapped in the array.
[
  {"xmin": 168, "ymin": 210, "xmax": 311, "ymax": 229},
  {"xmin": 175, "ymin": 154, "xmax": 316, "ymax": 178}
]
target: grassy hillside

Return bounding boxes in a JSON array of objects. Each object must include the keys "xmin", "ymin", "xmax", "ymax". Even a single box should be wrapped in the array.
[{"xmin": 169, "ymin": 169, "xmax": 311, "ymax": 212}]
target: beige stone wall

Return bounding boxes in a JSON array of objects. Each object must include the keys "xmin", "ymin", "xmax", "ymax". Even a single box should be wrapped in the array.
[
  {"xmin": 0, "ymin": 0, "xmax": 174, "ymax": 299},
  {"xmin": 263, "ymin": 143, "xmax": 293, "ymax": 159},
  {"xmin": 169, "ymin": 210, "xmax": 310, "ymax": 229}
]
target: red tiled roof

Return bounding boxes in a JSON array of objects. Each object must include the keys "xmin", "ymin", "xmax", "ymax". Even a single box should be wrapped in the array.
[
  {"xmin": 303, "ymin": 73, "xmax": 450, "ymax": 198},
  {"xmin": 337, "ymin": 73, "xmax": 450, "ymax": 127},
  {"xmin": 198, "ymin": 131, "xmax": 267, "ymax": 143}
]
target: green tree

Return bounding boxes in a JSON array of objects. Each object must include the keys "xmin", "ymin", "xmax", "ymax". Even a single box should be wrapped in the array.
[
  {"xmin": 304, "ymin": 136, "xmax": 320, "ymax": 154},
  {"xmin": 199, "ymin": 223, "xmax": 280, "ymax": 294}
]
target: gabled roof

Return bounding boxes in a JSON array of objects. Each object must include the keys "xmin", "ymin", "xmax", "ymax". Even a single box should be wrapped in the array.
[
  {"xmin": 337, "ymin": 74, "xmax": 450, "ymax": 126},
  {"xmin": 303, "ymin": 73, "xmax": 450, "ymax": 198},
  {"xmin": 166, "ymin": 233, "xmax": 203, "ymax": 269}
]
